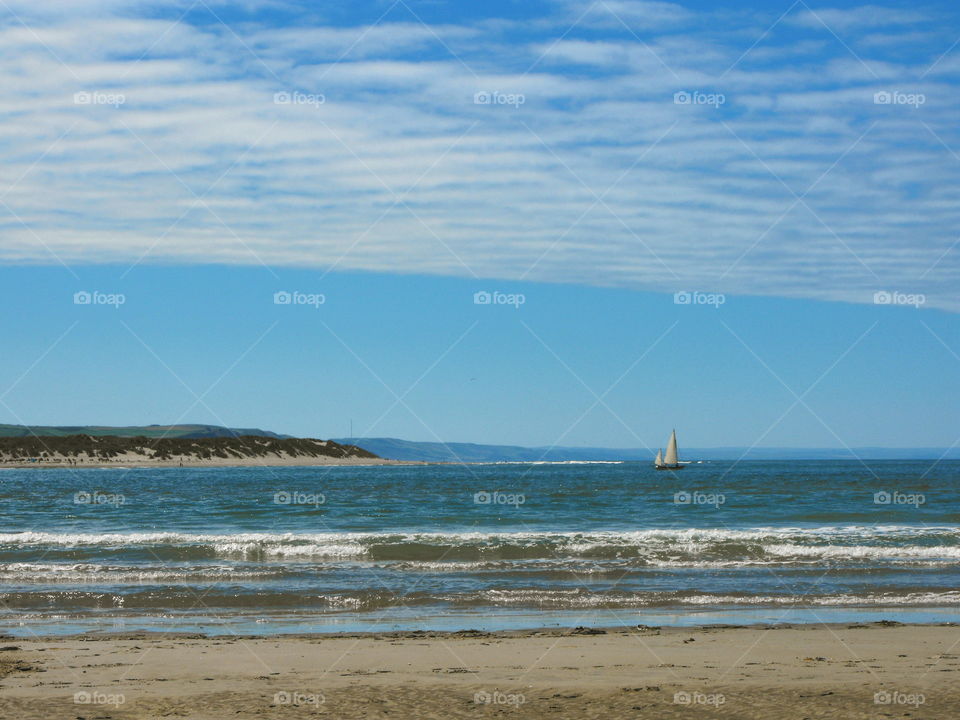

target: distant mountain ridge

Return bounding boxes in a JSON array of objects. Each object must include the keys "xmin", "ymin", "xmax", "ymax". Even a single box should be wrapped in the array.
[
  {"xmin": 333, "ymin": 437, "xmax": 960, "ymax": 462},
  {"xmin": 1, "ymin": 427, "xmax": 953, "ymax": 461},
  {"xmin": 0, "ymin": 424, "xmax": 290, "ymax": 439}
]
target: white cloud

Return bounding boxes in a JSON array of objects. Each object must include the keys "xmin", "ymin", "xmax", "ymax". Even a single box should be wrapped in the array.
[
  {"xmin": 0, "ymin": 2, "xmax": 957, "ymax": 311},
  {"xmin": 567, "ymin": 0, "xmax": 693, "ymax": 29},
  {"xmin": 788, "ymin": 5, "xmax": 928, "ymax": 31}
]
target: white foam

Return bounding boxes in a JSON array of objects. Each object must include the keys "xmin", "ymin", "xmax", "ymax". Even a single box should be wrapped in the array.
[
  {"xmin": 479, "ymin": 461, "xmax": 625, "ymax": 465},
  {"xmin": 4, "ymin": 526, "xmax": 957, "ymax": 545},
  {"xmin": 2, "ymin": 527, "xmax": 958, "ymax": 564},
  {"xmin": 765, "ymin": 543, "xmax": 960, "ymax": 560},
  {"xmin": 0, "ymin": 562, "xmax": 280, "ymax": 581},
  {"xmin": 676, "ymin": 591, "xmax": 960, "ymax": 606}
]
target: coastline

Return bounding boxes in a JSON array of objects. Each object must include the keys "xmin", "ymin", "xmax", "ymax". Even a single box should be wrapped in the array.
[
  {"xmin": 0, "ymin": 456, "xmax": 421, "ymax": 468},
  {"xmin": 2, "ymin": 623, "xmax": 958, "ymax": 719},
  {"xmin": 3, "ymin": 619, "xmax": 958, "ymax": 639}
]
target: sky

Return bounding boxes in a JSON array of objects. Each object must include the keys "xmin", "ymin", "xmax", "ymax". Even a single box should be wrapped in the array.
[{"xmin": 0, "ymin": 0, "xmax": 958, "ymax": 449}]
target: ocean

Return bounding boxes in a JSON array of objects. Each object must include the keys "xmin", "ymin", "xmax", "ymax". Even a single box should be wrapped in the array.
[{"xmin": 1, "ymin": 460, "xmax": 958, "ymax": 635}]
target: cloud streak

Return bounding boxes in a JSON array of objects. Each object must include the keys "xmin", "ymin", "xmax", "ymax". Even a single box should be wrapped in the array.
[{"xmin": 0, "ymin": 0, "xmax": 958, "ymax": 309}]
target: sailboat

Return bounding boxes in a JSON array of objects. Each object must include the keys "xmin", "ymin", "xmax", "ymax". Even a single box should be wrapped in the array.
[{"xmin": 654, "ymin": 429, "xmax": 684, "ymax": 470}]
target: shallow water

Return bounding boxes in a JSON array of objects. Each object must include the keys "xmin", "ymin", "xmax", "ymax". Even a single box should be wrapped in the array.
[{"xmin": 1, "ymin": 460, "xmax": 957, "ymax": 634}]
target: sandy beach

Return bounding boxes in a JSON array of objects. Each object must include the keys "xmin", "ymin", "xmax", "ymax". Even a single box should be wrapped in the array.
[
  {"xmin": 0, "ymin": 434, "xmax": 413, "ymax": 468},
  {"xmin": 0, "ymin": 454, "xmax": 415, "ymax": 469},
  {"xmin": 1, "ymin": 623, "xmax": 958, "ymax": 719}
]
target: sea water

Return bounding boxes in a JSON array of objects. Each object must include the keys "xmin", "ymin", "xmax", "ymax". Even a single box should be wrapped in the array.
[{"xmin": 1, "ymin": 460, "xmax": 957, "ymax": 635}]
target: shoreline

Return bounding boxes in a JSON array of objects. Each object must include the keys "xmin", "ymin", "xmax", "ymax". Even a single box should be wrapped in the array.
[
  {"xmin": 6, "ymin": 607, "xmax": 960, "ymax": 639},
  {"xmin": 2, "ymin": 619, "xmax": 957, "ymax": 640},
  {"xmin": 2, "ymin": 623, "xmax": 958, "ymax": 718},
  {"xmin": 0, "ymin": 456, "xmax": 422, "ymax": 468}
]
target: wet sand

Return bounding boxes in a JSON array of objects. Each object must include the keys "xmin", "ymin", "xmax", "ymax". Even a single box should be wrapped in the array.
[{"xmin": 1, "ymin": 623, "xmax": 958, "ymax": 718}]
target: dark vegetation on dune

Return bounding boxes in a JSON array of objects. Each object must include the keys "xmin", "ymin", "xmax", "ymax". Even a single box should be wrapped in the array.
[{"xmin": 0, "ymin": 435, "xmax": 378, "ymax": 462}]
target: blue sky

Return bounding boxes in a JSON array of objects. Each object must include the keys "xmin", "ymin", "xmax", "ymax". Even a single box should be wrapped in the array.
[{"xmin": 0, "ymin": 0, "xmax": 958, "ymax": 448}]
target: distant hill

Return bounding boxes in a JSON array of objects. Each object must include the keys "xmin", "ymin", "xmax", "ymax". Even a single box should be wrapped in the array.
[
  {"xmin": 0, "ymin": 435, "xmax": 377, "ymax": 464},
  {"xmin": 2, "ymin": 427, "xmax": 954, "ymax": 462},
  {"xmin": 0, "ymin": 424, "xmax": 289, "ymax": 439},
  {"xmin": 333, "ymin": 438, "xmax": 960, "ymax": 462},
  {"xmin": 332, "ymin": 438, "xmax": 566, "ymax": 463}
]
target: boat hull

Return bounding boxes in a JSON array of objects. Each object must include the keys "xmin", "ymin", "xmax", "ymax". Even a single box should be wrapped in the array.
[{"xmin": 654, "ymin": 464, "xmax": 684, "ymax": 470}]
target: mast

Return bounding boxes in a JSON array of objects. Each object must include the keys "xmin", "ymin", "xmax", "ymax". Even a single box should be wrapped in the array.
[{"xmin": 664, "ymin": 429, "xmax": 678, "ymax": 466}]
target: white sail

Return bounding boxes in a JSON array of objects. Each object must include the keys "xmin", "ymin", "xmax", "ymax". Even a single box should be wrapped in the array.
[
  {"xmin": 664, "ymin": 430, "xmax": 678, "ymax": 465},
  {"xmin": 654, "ymin": 449, "xmax": 662, "ymax": 466}
]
